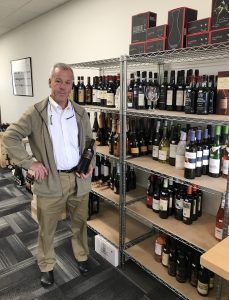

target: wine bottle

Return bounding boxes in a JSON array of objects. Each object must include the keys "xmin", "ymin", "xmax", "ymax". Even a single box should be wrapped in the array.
[
  {"xmin": 169, "ymin": 124, "xmax": 179, "ymax": 166},
  {"xmin": 78, "ymin": 76, "xmax": 86, "ymax": 105},
  {"xmin": 166, "ymin": 70, "xmax": 176, "ymax": 111},
  {"xmin": 102, "ymin": 156, "xmax": 110, "ymax": 182},
  {"xmin": 130, "ymin": 119, "xmax": 140, "ymax": 157},
  {"xmin": 127, "ymin": 73, "xmax": 135, "ymax": 108},
  {"xmin": 176, "ymin": 247, "xmax": 187, "ymax": 283},
  {"xmin": 202, "ymin": 128, "xmax": 210, "ymax": 175},
  {"xmin": 195, "ymin": 129, "xmax": 203, "ymax": 177},
  {"xmin": 73, "ymin": 76, "xmax": 80, "ymax": 103},
  {"xmin": 168, "ymin": 177, "xmax": 174, "ymax": 216},
  {"xmin": 92, "ymin": 112, "xmax": 99, "ymax": 140},
  {"xmin": 92, "ymin": 76, "xmax": 99, "ymax": 106},
  {"xmin": 215, "ymin": 192, "xmax": 226, "ymax": 241},
  {"xmin": 190, "ymin": 252, "xmax": 200, "ymax": 287},
  {"xmin": 139, "ymin": 120, "xmax": 148, "ymax": 156},
  {"xmin": 107, "ymin": 76, "xmax": 115, "ymax": 108},
  {"xmin": 76, "ymin": 139, "xmax": 95, "ymax": 174},
  {"xmin": 196, "ymin": 75, "xmax": 209, "ymax": 115},
  {"xmin": 109, "ymin": 161, "xmax": 117, "ymax": 190},
  {"xmin": 128, "ymin": 166, "xmax": 136, "ymax": 190},
  {"xmin": 159, "ymin": 178, "xmax": 169, "ymax": 219},
  {"xmin": 158, "ymin": 124, "xmax": 169, "ymax": 163},
  {"xmin": 138, "ymin": 72, "xmax": 145, "ymax": 109},
  {"xmin": 208, "ymin": 75, "xmax": 216, "ymax": 114},
  {"xmin": 113, "ymin": 163, "xmax": 120, "ymax": 194},
  {"xmin": 152, "ymin": 120, "xmax": 161, "ymax": 160},
  {"xmin": 108, "ymin": 117, "xmax": 116, "ymax": 155},
  {"xmin": 221, "ymin": 134, "xmax": 229, "ymax": 178},
  {"xmin": 152, "ymin": 176, "xmax": 161, "ymax": 213},
  {"xmin": 175, "ymin": 130, "xmax": 187, "ymax": 169},
  {"xmin": 133, "ymin": 71, "xmax": 140, "ymax": 109},
  {"xmin": 95, "ymin": 112, "xmax": 106, "ymax": 146},
  {"xmin": 114, "ymin": 74, "xmax": 120, "ymax": 109},
  {"xmin": 183, "ymin": 185, "xmax": 193, "ymax": 225},
  {"xmin": 162, "ymin": 236, "xmax": 170, "ymax": 267},
  {"xmin": 151, "ymin": 72, "xmax": 160, "ymax": 110},
  {"xmin": 154, "ymin": 232, "xmax": 166, "ymax": 263},
  {"xmin": 197, "ymin": 265, "xmax": 209, "ymax": 296},
  {"xmin": 174, "ymin": 183, "xmax": 185, "ymax": 221},
  {"xmin": 146, "ymin": 174, "xmax": 155, "ymax": 208},
  {"xmin": 209, "ymin": 125, "xmax": 221, "ymax": 177},
  {"xmin": 168, "ymin": 239, "xmax": 177, "ymax": 277},
  {"xmin": 185, "ymin": 70, "xmax": 197, "ymax": 114},
  {"xmin": 113, "ymin": 119, "xmax": 120, "ymax": 157},
  {"xmin": 176, "ymin": 70, "xmax": 185, "ymax": 111},
  {"xmin": 85, "ymin": 76, "xmax": 92, "ymax": 105},
  {"xmin": 192, "ymin": 185, "xmax": 198, "ymax": 221},
  {"xmin": 184, "ymin": 130, "xmax": 197, "ymax": 179},
  {"xmin": 158, "ymin": 70, "xmax": 168, "ymax": 110}
]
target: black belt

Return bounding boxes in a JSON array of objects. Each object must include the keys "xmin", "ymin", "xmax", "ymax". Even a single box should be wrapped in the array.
[{"xmin": 58, "ymin": 166, "xmax": 78, "ymax": 173}]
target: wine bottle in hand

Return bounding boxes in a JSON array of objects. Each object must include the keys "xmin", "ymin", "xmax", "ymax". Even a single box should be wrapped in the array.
[{"xmin": 76, "ymin": 139, "xmax": 95, "ymax": 174}]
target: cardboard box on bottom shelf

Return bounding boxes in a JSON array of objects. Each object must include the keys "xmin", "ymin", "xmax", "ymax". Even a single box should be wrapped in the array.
[
  {"xmin": 129, "ymin": 42, "xmax": 145, "ymax": 55},
  {"xmin": 95, "ymin": 234, "xmax": 119, "ymax": 267},
  {"xmin": 31, "ymin": 194, "xmax": 67, "ymax": 223},
  {"xmin": 186, "ymin": 32, "xmax": 210, "ymax": 47}
]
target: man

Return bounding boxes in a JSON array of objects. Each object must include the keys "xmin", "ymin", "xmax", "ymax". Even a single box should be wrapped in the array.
[{"xmin": 3, "ymin": 63, "xmax": 95, "ymax": 288}]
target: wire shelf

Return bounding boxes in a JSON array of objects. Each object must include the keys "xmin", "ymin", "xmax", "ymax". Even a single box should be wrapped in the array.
[{"xmin": 70, "ymin": 57, "xmax": 120, "ymax": 70}]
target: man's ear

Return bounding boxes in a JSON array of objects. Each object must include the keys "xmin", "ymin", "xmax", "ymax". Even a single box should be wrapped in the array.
[{"xmin": 48, "ymin": 78, "xmax": 51, "ymax": 87}]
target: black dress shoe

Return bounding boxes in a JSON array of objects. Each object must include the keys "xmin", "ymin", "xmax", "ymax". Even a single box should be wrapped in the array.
[
  {"xmin": 77, "ymin": 260, "xmax": 89, "ymax": 274},
  {"xmin": 40, "ymin": 270, "xmax": 54, "ymax": 288}
]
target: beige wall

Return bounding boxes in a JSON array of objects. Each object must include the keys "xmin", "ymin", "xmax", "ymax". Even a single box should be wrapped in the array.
[{"xmin": 0, "ymin": 0, "xmax": 213, "ymax": 122}]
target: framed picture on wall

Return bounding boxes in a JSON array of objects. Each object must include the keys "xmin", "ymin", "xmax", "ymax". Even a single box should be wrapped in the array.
[{"xmin": 11, "ymin": 57, "xmax": 33, "ymax": 96}]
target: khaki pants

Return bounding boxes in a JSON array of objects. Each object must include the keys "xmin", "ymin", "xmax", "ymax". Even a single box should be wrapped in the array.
[{"xmin": 36, "ymin": 172, "xmax": 89, "ymax": 272}]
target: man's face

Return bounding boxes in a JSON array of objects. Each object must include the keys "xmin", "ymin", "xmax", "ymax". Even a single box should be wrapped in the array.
[{"xmin": 49, "ymin": 67, "xmax": 73, "ymax": 104}]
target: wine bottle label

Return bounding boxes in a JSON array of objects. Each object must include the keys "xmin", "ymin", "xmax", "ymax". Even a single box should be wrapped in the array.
[
  {"xmin": 97, "ymin": 90, "xmax": 102, "ymax": 100},
  {"xmin": 153, "ymin": 198, "xmax": 160, "ymax": 210},
  {"xmin": 202, "ymin": 149, "xmax": 209, "ymax": 165},
  {"xmin": 175, "ymin": 197, "xmax": 183, "ymax": 209},
  {"xmin": 148, "ymin": 145, "xmax": 153, "ymax": 151},
  {"xmin": 169, "ymin": 195, "xmax": 173, "ymax": 208},
  {"xmin": 184, "ymin": 152, "xmax": 196, "ymax": 169},
  {"xmin": 197, "ymin": 281, "xmax": 209, "ymax": 295},
  {"xmin": 78, "ymin": 90, "xmax": 85, "ymax": 103},
  {"xmin": 160, "ymin": 198, "xmax": 168, "ymax": 211},
  {"xmin": 196, "ymin": 150, "xmax": 203, "ymax": 167},
  {"xmin": 166, "ymin": 90, "xmax": 173, "ymax": 105},
  {"xmin": 152, "ymin": 145, "xmax": 159, "ymax": 158},
  {"xmin": 92, "ymin": 89, "xmax": 98, "ymax": 103},
  {"xmin": 159, "ymin": 150, "xmax": 168, "ymax": 161},
  {"xmin": 107, "ymin": 93, "xmax": 115, "ymax": 106},
  {"xmin": 183, "ymin": 201, "xmax": 191, "ymax": 218},
  {"xmin": 155, "ymin": 242, "xmax": 163, "ymax": 255},
  {"xmin": 103, "ymin": 91, "xmax": 107, "ymax": 100},
  {"xmin": 94, "ymin": 166, "xmax": 99, "ymax": 176},
  {"xmin": 131, "ymin": 147, "xmax": 139, "ymax": 154},
  {"xmin": 169, "ymin": 144, "xmax": 178, "ymax": 158},
  {"xmin": 209, "ymin": 158, "xmax": 220, "ymax": 174},
  {"xmin": 140, "ymin": 146, "xmax": 148, "ymax": 153},
  {"xmin": 176, "ymin": 90, "xmax": 184, "ymax": 106},
  {"xmin": 162, "ymin": 252, "xmax": 169, "ymax": 266},
  {"xmin": 138, "ymin": 93, "xmax": 144, "ymax": 106},
  {"xmin": 104, "ymin": 166, "xmax": 109, "ymax": 177},
  {"xmin": 222, "ymin": 159, "xmax": 229, "ymax": 175},
  {"xmin": 215, "ymin": 226, "xmax": 223, "ymax": 240},
  {"xmin": 175, "ymin": 155, "xmax": 185, "ymax": 169},
  {"xmin": 128, "ymin": 92, "xmax": 134, "ymax": 108},
  {"xmin": 211, "ymin": 146, "xmax": 221, "ymax": 152},
  {"xmin": 193, "ymin": 199, "xmax": 197, "ymax": 214}
]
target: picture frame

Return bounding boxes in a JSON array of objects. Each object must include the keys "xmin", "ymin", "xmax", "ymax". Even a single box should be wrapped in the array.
[{"xmin": 11, "ymin": 57, "xmax": 33, "ymax": 97}]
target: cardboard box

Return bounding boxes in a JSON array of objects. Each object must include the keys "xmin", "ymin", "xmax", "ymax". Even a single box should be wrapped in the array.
[
  {"xmin": 211, "ymin": 27, "xmax": 229, "ymax": 44},
  {"xmin": 216, "ymin": 71, "xmax": 229, "ymax": 115},
  {"xmin": 186, "ymin": 32, "xmax": 210, "ymax": 47},
  {"xmin": 95, "ymin": 234, "xmax": 119, "ymax": 267},
  {"xmin": 167, "ymin": 7, "xmax": 198, "ymax": 50},
  {"xmin": 147, "ymin": 25, "xmax": 167, "ymax": 40},
  {"xmin": 211, "ymin": 0, "xmax": 229, "ymax": 30},
  {"xmin": 31, "ymin": 194, "xmax": 67, "ymax": 223},
  {"xmin": 187, "ymin": 18, "xmax": 211, "ymax": 34},
  {"xmin": 131, "ymin": 11, "xmax": 157, "ymax": 43},
  {"xmin": 146, "ymin": 38, "xmax": 166, "ymax": 53},
  {"xmin": 129, "ymin": 42, "xmax": 145, "ymax": 55}
]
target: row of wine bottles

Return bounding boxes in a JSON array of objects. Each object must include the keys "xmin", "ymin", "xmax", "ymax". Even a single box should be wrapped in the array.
[
  {"xmin": 72, "ymin": 74, "xmax": 120, "ymax": 108},
  {"xmin": 92, "ymin": 154, "xmax": 136, "ymax": 194},
  {"xmin": 146, "ymin": 174, "xmax": 203, "ymax": 225},
  {"xmin": 154, "ymin": 232, "xmax": 214, "ymax": 296},
  {"xmin": 93, "ymin": 112, "xmax": 229, "ymax": 178},
  {"xmin": 73, "ymin": 68, "xmax": 220, "ymax": 115}
]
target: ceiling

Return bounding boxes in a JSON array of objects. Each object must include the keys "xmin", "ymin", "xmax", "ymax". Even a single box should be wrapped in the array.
[{"xmin": 0, "ymin": 0, "xmax": 72, "ymax": 37}]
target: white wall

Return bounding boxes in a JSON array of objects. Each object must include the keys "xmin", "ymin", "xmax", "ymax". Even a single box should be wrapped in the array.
[
  {"xmin": 0, "ymin": 0, "xmax": 212, "ymax": 122},
  {"xmin": 0, "ymin": 0, "xmax": 223, "ymax": 215}
]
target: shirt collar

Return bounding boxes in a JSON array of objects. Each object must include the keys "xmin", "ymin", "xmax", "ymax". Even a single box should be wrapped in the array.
[{"xmin": 49, "ymin": 96, "xmax": 72, "ymax": 112}]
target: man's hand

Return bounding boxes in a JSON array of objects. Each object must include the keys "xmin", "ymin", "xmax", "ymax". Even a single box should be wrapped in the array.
[
  {"xmin": 76, "ymin": 167, "xmax": 93, "ymax": 179},
  {"xmin": 30, "ymin": 162, "xmax": 48, "ymax": 181}
]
